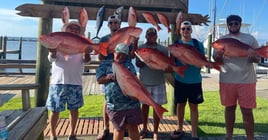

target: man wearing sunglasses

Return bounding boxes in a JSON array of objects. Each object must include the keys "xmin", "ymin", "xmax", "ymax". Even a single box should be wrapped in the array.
[
  {"xmin": 171, "ymin": 21, "xmax": 205, "ymax": 140},
  {"xmin": 213, "ymin": 15, "xmax": 260, "ymax": 140}
]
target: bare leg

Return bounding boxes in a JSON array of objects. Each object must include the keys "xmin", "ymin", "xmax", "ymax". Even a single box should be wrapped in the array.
[
  {"xmin": 49, "ymin": 111, "xmax": 60, "ymax": 138},
  {"xmin": 103, "ymin": 101, "xmax": 109, "ymax": 130},
  {"xmin": 127, "ymin": 124, "xmax": 140, "ymax": 140},
  {"xmin": 113, "ymin": 128, "xmax": 125, "ymax": 140},
  {"xmin": 69, "ymin": 109, "xmax": 78, "ymax": 136},
  {"xmin": 225, "ymin": 105, "xmax": 236, "ymax": 139},
  {"xmin": 177, "ymin": 102, "xmax": 186, "ymax": 131},
  {"xmin": 240, "ymin": 107, "xmax": 254, "ymax": 140},
  {"xmin": 189, "ymin": 103, "xmax": 198, "ymax": 138},
  {"xmin": 141, "ymin": 104, "xmax": 149, "ymax": 131},
  {"xmin": 153, "ymin": 109, "xmax": 160, "ymax": 140}
]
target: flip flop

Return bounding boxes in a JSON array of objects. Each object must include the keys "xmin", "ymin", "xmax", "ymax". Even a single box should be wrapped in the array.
[{"xmin": 97, "ymin": 129, "xmax": 109, "ymax": 140}]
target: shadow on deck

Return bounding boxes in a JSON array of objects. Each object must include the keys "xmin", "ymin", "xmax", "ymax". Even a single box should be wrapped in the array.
[{"xmin": 44, "ymin": 116, "xmax": 192, "ymax": 139}]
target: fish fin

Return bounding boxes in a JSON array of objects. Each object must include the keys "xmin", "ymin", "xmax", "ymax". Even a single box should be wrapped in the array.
[
  {"xmin": 154, "ymin": 104, "xmax": 168, "ymax": 119},
  {"xmin": 212, "ymin": 62, "xmax": 223, "ymax": 71},
  {"xmin": 172, "ymin": 65, "xmax": 187, "ymax": 78},
  {"xmin": 168, "ymin": 28, "xmax": 172, "ymax": 33},
  {"xmin": 99, "ymin": 42, "xmax": 108, "ymax": 56},
  {"xmin": 62, "ymin": 6, "xmax": 69, "ymax": 24},
  {"xmin": 256, "ymin": 46, "xmax": 268, "ymax": 58}
]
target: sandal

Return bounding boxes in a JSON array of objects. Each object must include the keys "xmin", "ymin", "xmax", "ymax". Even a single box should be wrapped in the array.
[
  {"xmin": 97, "ymin": 129, "xmax": 109, "ymax": 140},
  {"xmin": 139, "ymin": 129, "xmax": 149, "ymax": 139},
  {"xmin": 170, "ymin": 130, "xmax": 184, "ymax": 139}
]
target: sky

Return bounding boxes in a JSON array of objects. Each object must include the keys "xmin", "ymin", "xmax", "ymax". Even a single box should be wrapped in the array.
[{"xmin": 0, "ymin": 0, "xmax": 268, "ymax": 45}]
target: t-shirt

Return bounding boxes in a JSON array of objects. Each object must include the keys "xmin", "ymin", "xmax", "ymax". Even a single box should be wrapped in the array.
[
  {"xmin": 48, "ymin": 53, "xmax": 85, "ymax": 85},
  {"xmin": 96, "ymin": 59, "xmax": 140, "ymax": 111},
  {"xmin": 219, "ymin": 33, "xmax": 259, "ymax": 83},
  {"xmin": 137, "ymin": 43, "xmax": 168, "ymax": 86},
  {"xmin": 174, "ymin": 39, "xmax": 205, "ymax": 84}
]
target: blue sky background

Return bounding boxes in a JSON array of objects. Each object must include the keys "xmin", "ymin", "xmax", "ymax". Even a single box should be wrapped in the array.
[{"xmin": 0, "ymin": 0, "xmax": 268, "ymax": 45}]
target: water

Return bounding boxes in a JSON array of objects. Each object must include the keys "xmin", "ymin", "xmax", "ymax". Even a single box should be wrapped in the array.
[{"xmin": 1, "ymin": 37, "xmax": 37, "ymax": 73}]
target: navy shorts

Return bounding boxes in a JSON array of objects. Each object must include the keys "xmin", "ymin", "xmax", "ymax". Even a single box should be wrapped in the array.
[
  {"xmin": 106, "ymin": 108, "xmax": 142, "ymax": 130},
  {"xmin": 174, "ymin": 80, "xmax": 204, "ymax": 104}
]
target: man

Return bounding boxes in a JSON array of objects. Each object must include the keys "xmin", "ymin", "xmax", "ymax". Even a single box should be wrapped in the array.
[
  {"xmin": 46, "ymin": 21, "xmax": 91, "ymax": 140},
  {"xmin": 213, "ymin": 15, "xmax": 260, "ymax": 140},
  {"xmin": 136, "ymin": 27, "xmax": 169, "ymax": 140},
  {"xmin": 96, "ymin": 43, "xmax": 142, "ymax": 140},
  {"xmin": 171, "ymin": 21, "xmax": 205, "ymax": 140},
  {"xmin": 97, "ymin": 15, "xmax": 138, "ymax": 140}
]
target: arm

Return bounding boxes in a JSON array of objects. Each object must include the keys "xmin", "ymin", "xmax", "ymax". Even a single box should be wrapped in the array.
[
  {"xmin": 48, "ymin": 49, "xmax": 57, "ymax": 62},
  {"xmin": 97, "ymin": 74, "xmax": 115, "ymax": 84}
]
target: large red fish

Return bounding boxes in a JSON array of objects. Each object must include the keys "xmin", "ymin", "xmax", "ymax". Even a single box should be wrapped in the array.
[
  {"xmin": 142, "ymin": 12, "xmax": 162, "ymax": 31},
  {"xmin": 175, "ymin": 11, "xmax": 183, "ymax": 34},
  {"xmin": 157, "ymin": 13, "xmax": 171, "ymax": 33},
  {"xmin": 135, "ymin": 48, "xmax": 187, "ymax": 77},
  {"xmin": 112, "ymin": 62, "xmax": 168, "ymax": 119},
  {"xmin": 128, "ymin": 6, "xmax": 137, "ymax": 27},
  {"xmin": 39, "ymin": 32, "xmax": 106, "ymax": 55},
  {"xmin": 168, "ymin": 43, "xmax": 222, "ymax": 71},
  {"xmin": 212, "ymin": 38, "xmax": 268, "ymax": 58},
  {"xmin": 105, "ymin": 26, "xmax": 142, "ymax": 55}
]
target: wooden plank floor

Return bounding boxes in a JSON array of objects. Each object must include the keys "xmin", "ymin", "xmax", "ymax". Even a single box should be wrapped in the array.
[{"xmin": 43, "ymin": 116, "xmax": 192, "ymax": 137}]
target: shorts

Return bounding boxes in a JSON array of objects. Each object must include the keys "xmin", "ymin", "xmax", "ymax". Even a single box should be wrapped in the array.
[
  {"xmin": 219, "ymin": 82, "xmax": 256, "ymax": 108},
  {"xmin": 106, "ymin": 108, "xmax": 142, "ymax": 130},
  {"xmin": 46, "ymin": 84, "xmax": 84, "ymax": 112},
  {"xmin": 142, "ymin": 84, "xmax": 167, "ymax": 105},
  {"xmin": 174, "ymin": 80, "xmax": 204, "ymax": 104}
]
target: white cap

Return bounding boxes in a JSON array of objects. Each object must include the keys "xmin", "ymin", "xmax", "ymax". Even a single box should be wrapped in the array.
[
  {"xmin": 115, "ymin": 43, "xmax": 129, "ymax": 55},
  {"xmin": 181, "ymin": 21, "xmax": 192, "ymax": 28}
]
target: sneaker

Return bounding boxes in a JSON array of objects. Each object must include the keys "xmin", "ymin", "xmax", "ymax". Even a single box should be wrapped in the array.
[
  {"xmin": 68, "ymin": 135, "xmax": 77, "ymax": 140},
  {"xmin": 170, "ymin": 130, "xmax": 184, "ymax": 139}
]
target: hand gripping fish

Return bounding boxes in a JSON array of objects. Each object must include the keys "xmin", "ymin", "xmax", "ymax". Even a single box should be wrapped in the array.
[
  {"xmin": 112, "ymin": 62, "xmax": 168, "ymax": 119},
  {"xmin": 212, "ymin": 38, "xmax": 268, "ymax": 58}
]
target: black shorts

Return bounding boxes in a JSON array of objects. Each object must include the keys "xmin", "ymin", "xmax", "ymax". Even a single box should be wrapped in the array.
[{"xmin": 174, "ymin": 80, "xmax": 204, "ymax": 104}]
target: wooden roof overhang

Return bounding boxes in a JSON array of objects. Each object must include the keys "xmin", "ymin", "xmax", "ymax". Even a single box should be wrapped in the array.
[{"xmin": 15, "ymin": 0, "xmax": 210, "ymax": 25}]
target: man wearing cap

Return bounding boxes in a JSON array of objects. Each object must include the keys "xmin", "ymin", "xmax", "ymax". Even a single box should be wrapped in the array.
[
  {"xmin": 136, "ymin": 27, "xmax": 169, "ymax": 140},
  {"xmin": 46, "ymin": 21, "xmax": 92, "ymax": 140},
  {"xmin": 96, "ymin": 43, "xmax": 142, "ymax": 140},
  {"xmin": 171, "ymin": 21, "xmax": 205, "ymax": 140},
  {"xmin": 97, "ymin": 15, "xmax": 138, "ymax": 139},
  {"xmin": 213, "ymin": 15, "xmax": 260, "ymax": 140}
]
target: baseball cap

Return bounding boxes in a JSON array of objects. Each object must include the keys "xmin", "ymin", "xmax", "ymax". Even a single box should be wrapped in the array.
[
  {"xmin": 146, "ymin": 27, "xmax": 157, "ymax": 34},
  {"xmin": 108, "ymin": 15, "xmax": 120, "ymax": 22},
  {"xmin": 181, "ymin": 21, "xmax": 192, "ymax": 28},
  {"xmin": 115, "ymin": 43, "xmax": 129, "ymax": 55},
  {"xmin": 226, "ymin": 15, "xmax": 242, "ymax": 23}
]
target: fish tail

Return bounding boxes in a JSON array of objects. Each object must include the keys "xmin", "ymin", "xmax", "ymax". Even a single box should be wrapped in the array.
[
  {"xmin": 173, "ymin": 65, "xmax": 187, "ymax": 78},
  {"xmin": 99, "ymin": 42, "xmax": 108, "ymax": 56},
  {"xmin": 153, "ymin": 104, "xmax": 168, "ymax": 119},
  {"xmin": 256, "ymin": 46, "xmax": 268, "ymax": 58}
]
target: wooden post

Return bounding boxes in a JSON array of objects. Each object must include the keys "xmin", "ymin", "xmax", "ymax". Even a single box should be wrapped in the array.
[
  {"xmin": 34, "ymin": 2, "xmax": 52, "ymax": 107},
  {"xmin": 18, "ymin": 37, "xmax": 22, "ymax": 60},
  {"xmin": 206, "ymin": 34, "xmax": 212, "ymax": 73},
  {"xmin": 1, "ymin": 36, "xmax": 7, "ymax": 59}
]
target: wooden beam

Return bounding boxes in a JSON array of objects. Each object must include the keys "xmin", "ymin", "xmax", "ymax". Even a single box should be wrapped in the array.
[{"xmin": 16, "ymin": 3, "xmax": 210, "ymax": 25}]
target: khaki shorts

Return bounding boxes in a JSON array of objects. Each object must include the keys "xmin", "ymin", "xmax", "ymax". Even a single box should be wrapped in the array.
[{"xmin": 219, "ymin": 82, "xmax": 256, "ymax": 109}]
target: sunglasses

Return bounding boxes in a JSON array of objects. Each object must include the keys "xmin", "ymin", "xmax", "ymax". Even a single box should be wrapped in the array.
[
  {"xmin": 181, "ymin": 27, "xmax": 191, "ymax": 31},
  {"xmin": 228, "ymin": 22, "xmax": 239, "ymax": 26},
  {"xmin": 109, "ymin": 21, "xmax": 118, "ymax": 25}
]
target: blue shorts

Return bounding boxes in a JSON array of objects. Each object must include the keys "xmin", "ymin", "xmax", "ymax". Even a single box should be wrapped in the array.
[
  {"xmin": 46, "ymin": 84, "xmax": 84, "ymax": 112},
  {"xmin": 144, "ymin": 84, "xmax": 167, "ymax": 105},
  {"xmin": 107, "ymin": 108, "xmax": 142, "ymax": 130},
  {"xmin": 174, "ymin": 80, "xmax": 204, "ymax": 104}
]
